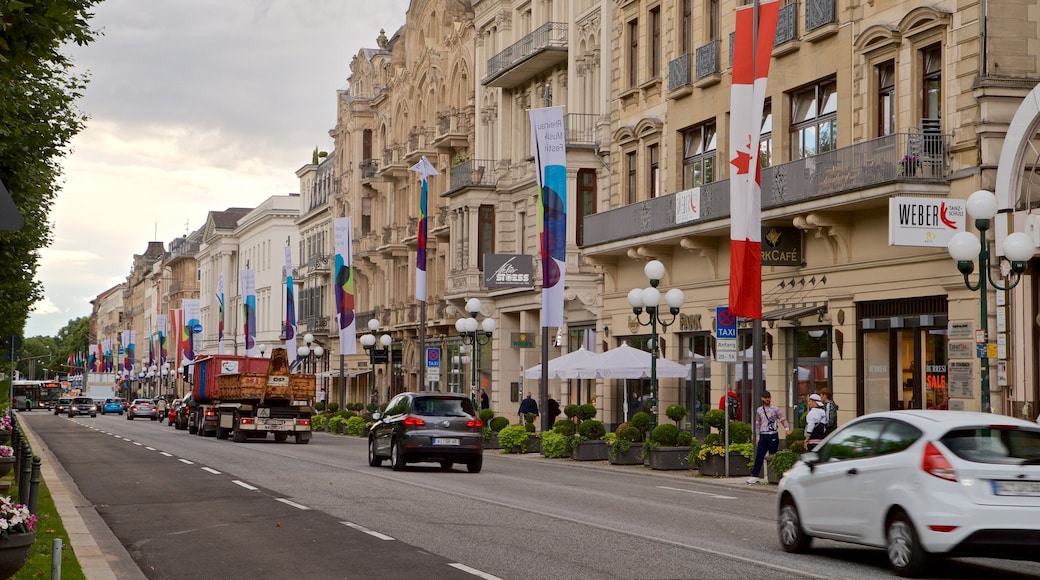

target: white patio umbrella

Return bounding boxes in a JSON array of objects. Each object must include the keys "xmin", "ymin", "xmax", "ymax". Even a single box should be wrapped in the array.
[
  {"xmin": 523, "ymin": 346, "xmax": 601, "ymax": 380},
  {"xmin": 591, "ymin": 343, "xmax": 690, "ymax": 379}
]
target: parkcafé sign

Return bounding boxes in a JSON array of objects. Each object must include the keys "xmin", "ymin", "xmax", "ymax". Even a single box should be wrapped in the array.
[{"xmin": 889, "ymin": 197, "xmax": 966, "ymax": 247}]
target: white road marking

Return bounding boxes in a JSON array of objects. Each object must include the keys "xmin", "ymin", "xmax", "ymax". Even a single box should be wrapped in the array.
[
  {"xmin": 275, "ymin": 498, "xmax": 309, "ymax": 510},
  {"xmin": 656, "ymin": 485, "xmax": 736, "ymax": 500},
  {"xmin": 160, "ymin": 452, "xmax": 172, "ymax": 457},
  {"xmin": 448, "ymin": 563, "xmax": 503, "ymax": 580},
  {"xmin": 233, "ymin": 480, "xmax": 258, "ymax": 491},
  {"xmin": 341, "ymin": 521, "xmax": 394, "ymax": 541},
  {"xmin": 145, "ymin": 446, "xmax": 156, "ymax": 451},
  {"xmin": 133, "ymin": 442, "xmax": 142, "ymax": 446},
  {"xmin": 201, "ymin": 467, "xmax": 221, "ymax": 475},
  {"xmin": 178, "ymin": 459, "xmax": 194, "ymax": 465}
]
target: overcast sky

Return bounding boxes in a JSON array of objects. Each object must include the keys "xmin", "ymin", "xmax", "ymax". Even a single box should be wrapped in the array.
[{"xmin": 25, "ymin": 0, "xmax": 411, "ymax": 337}]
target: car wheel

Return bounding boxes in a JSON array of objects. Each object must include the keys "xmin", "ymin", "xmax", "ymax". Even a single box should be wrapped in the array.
[
  {"xmin": 887, "ymin": 511, "xmax": 928, "ymax": 577},
  {"xmin": 440, "ymin": 460, "xmax": 454, "ymax": 470},
  {"xmin": 232, "ymin": 423, "xmax": 247, "ymax": 443},
  {"xmin": 778, "ymin": 497, "xmax": 812, "ymax": 553},
  {"xmin": 294, "ymin": 434, "xmax": 310, "ymax": 444},
  {"xmin": 391, "ymin": 440, "xmax": 406, "ymax": 471},
  {"xmin": 216, "ymin": 427, "xmax": 229, "ymax": 440},
  {"xmin": 368, "ymin": 438, "xmax": 384, "ymax": 467},
  {"xmin": 466, "ymin": 455, "xmax": 482, "ymax": 474}
]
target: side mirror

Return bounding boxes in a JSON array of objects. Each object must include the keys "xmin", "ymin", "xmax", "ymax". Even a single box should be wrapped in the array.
[
  {"xmin": 371, "ymin": 412, "xmax": 381, "ymax": 421},
  {"xmin": 801, "ymin": 451, "xmax": 820, "ymax": 473}
]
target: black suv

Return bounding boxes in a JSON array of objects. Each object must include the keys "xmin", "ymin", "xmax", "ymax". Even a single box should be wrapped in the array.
[
  {"xmin": 68, "ymin": 396, "xmax": 97, "ymax": 418},
  {"xmin": 367, "ymin": 392, "xmax": 483, "ymax": 473}
]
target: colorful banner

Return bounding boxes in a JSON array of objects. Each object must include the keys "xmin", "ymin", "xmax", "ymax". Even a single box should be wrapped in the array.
[
  {"xmin": 529, "ymin": 106, "xmax": 568, "ymax": 327},
  {"xmin": 333, "ymin": 217, "xmax": 357, "ymax": 355},
  {"xmin": 155, "ymin": 315, "xmax": 166, "ymax": 366},
  {"xmin": 170, "ymin": 309, "xmax": 185, "ymax": 369},
  {"xmin": 217, "ymin": 272, "xmax": 226, "ymax": 355},
  {"xmin": 127, "ymin": 330, "xmax": 136, "ymax": 375},
  {"xmin": 728, "ymin": 0, "xmax": 780, "ymax": 320},
  {"xmin": 408, "ymin": 155, "xmax": 439, "ymax": 302},
  {"xmin": 102, "ymin": 339, "xmax": 113, "ymax": 372},
  {"xmin": 284, "ymin": 244, "xmax": 297, "ymax": 362},
  {"xmin": 241, "ymin": 269, "xmax": 257, "ymax": 356},
  {"xmin": 147, "ymin": 318, "xmax": 155, "ymax": 368},
  {"xmin": 183, "ymin": 300, "xmax": 201, "ymax": 366}
]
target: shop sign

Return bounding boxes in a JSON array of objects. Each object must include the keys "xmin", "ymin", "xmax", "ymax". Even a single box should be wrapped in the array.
[
  {"xmin": 888, "ymin": 197, "xmax": 965, "ymax": 247},
  {"xmin": 761, "ymin": 227, "xmax": 802, "ymax": 266},
  {"xmin": 483, "ymin": 254, "xmax": 532, "ymax": 288},
  {"xmin": 948, "ymin": 361, "xmax": 974, "ymax": 398},
  {"xmin": 675, "ymin": 187, "xmax": 701, "ymax": 224},
  {"xmin": 948, "ymin": 321, "xmax": 973, "ymax": 340},
  {"xmin": 948, "ymin": 341, "xmax": 972, "ymax": 359}
]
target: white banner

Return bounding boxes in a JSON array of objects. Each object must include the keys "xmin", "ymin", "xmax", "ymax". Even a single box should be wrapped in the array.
[
  {"xmin": 888, "ymin": 197, "xmax": 965, "ymax": 247},
  {"xmin": 334, "ymin": 218, "xmax": 357, "ymax": 355}
]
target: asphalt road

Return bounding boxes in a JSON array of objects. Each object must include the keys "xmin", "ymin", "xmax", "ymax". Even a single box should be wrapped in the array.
[{"xmin": 18, "ymin": 411, "xmax": 1040, "ymax": 579}]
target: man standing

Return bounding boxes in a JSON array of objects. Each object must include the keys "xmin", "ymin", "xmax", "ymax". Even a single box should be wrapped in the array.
[
  {"xmin": 480, "ymin": 388, "xmax": 490, "ymax": 410},
  {"xmin": 747, "ymin": 391, "xmax": 790, "ymax": 484},
  {"xmin": 818, "ymin": 387, "xmax": 838, "ymax": 434},
  {"xmin": 518, "ymin": 392, "xmax": 539, "ymax": 422}
]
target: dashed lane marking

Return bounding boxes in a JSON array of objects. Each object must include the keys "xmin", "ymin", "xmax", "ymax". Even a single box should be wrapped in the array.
[
  {"xmin": 341, "ymin": 521, "xmax": 394, "ymax": 541},
  {"xmin": 232, "ymin": 480, "xmax": 258, "ymax": 491},
  {"xmin": 447, "ymin": 563, "xmax": 503, "ymax": 580},
  {"xmin": 201, "ymin": 467, "xmax": 221, "ymax": 475},
  {"xmin": 656, "ymin": 485, "xmax": 736, "ymax": 500},
  {"xmin": 178, "ymin": 459, "xmax": 194, "ymax": 465},
  {"xmin": 275, "ymin": 498, "xmax": 309, "ymax": 510},
  {"xmin": 160, "ymin": 452, "xmax": 172, "ymax": 457}
]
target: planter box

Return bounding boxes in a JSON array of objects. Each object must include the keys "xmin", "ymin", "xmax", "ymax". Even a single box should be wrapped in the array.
[
  {"xmin": 608, "ymin": 442, "xmax": 644, "ymax": 465},
  {"xmin": 526, "ymin": 435, "xmax": 542, "ymax": 454},
  {"xmin": 649, "ymin": 446, "xmax": 692, "ymax": 470},
  {"xmin": 698, "ymin": 452, "xmax": 751, "ymax": 477},
  {"xmin": 571, "ymin": 440, "xmax": 608, "ymax": 461},
  {"xmin": 482, "ymin": 433, "xmax": 501, "ymax": 449}
]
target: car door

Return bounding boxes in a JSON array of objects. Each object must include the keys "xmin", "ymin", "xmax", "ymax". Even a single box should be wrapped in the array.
[
  {"xmin": 375, "ymin": 395, "xmax": 408, "ymax": 454},
  {"xmin": 798, "ymin": 420, "xmax": 885, "ymax": 537}
]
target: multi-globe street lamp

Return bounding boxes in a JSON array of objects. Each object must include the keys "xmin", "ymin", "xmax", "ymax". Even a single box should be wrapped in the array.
[
  {"xmin": 360, "ymin": 320, "xmax": 391, "ymax": 408},
  {"xmin": 946, "ymin": 189, "xmax": 1035, "ymax": 413},
  {"xmin": 455, "ymin": 298, "xmax": 495, "ymax": 410},
  {"xmin": 626, "ymin": 259, "xmax": 685, "ymax": 443}
]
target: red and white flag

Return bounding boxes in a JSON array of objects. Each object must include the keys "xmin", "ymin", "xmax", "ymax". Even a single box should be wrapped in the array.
[{"xmin": 729, "ymin": 0, "xmax": 780, "ymax": 320}]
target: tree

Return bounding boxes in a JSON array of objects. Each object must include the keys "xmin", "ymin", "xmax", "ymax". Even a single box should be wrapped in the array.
[{"xmin": 0, "ymin": 1, "xmax": 101, "ymax": 338}]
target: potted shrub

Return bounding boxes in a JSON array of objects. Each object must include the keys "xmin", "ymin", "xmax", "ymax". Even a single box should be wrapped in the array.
[
  {"xmin": 479, "ymin": 409, "xmax": 495, "ymax": 448},
  {"xmin": 767, "ymin": 449, "xmax": 799, "ymax": 483},
  {"xmin": 345, "ymin": 415, "xmax": 366, "ymax": 436},
  {"xmin": 327, "ymin": 415, "xmax": 346, "ymax": 435},
  {"xmin": 665, "ymin": 404, "xmax": 688, "ymax": 426},
  {"xmin": 486, "ymin": 416, "xmax": 510, "ymax": 449},
  {"xmin": 609, "ymin": 425, "xmax": 644, "ymax": 465},
  {"xmin": 571, "ymin": 418, "xmax": 608, "ymax": 461},
  {"xmin": 523, "ymin": 413, "xmax": 541, "ymax": 453},
  {"xmin": 696, "ymin": 419, "xmax": 754, "ymax": 476},
  {"xmin": 498, "ymin": 424, "xmax": 529, "ymax": 454},
  {"xmin": 540, "ymin": 430, "xmax": 571, "ymax": 458},
  {"xmin": 647, "ymin": 423, "xmax": 691, "ymax": 471}
]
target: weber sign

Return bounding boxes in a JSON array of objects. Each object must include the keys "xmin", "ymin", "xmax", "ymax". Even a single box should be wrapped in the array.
[{"xmin": 889, "ymin": 197, "xmax": 965, "ymax": 247}]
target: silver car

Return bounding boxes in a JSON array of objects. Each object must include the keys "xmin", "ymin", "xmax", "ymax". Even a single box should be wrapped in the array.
[
  {"xmin": 68, "ymin": 397, "xmax": 97, "ymax": 418},
  {"xmin": 127, "ymin": 399, "xmax": 158, "ymax": 420},
  {"xmin": 367, "ymin": 393, "xmax": 483, "ymax": 473}
]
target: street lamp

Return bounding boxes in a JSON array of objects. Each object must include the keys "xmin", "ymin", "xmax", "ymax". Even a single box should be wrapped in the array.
[
  {"xmin": 360, "ymin": 320, "xmax": 391, "ymax": 408},
  {"xmin": 148, "ymin": 364, "xmax": 157, "ymax": 399},
  {"xmin": 455, "ymin": 298, "xmax": 495, "ymax": 410},
  {"xmin": 627, "ymin": 259, "xmax": 685, "ymax": 443},
  {"xmin": 296, "ymin": 333, "xmax": 324, "ymax": 374},
  {"xmin": 162, "ymin": 363, "xmax": 171, "ymax": 398},
  {"xmin": 947, "ymin": 189, "xmax": 1035, "ymax": 413}
]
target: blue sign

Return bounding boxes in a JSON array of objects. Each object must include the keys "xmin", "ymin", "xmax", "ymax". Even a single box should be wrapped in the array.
[
  {"xmin": 426, "ymin": 347, "xmax": 441, "ymax": 368},
  {"xmin": 191, "ymin": 322, "xmax": 203, "ymax": 334},
  {"xmin": 716, "ymin": 306, "xmax": 737, "ymax": 339}
]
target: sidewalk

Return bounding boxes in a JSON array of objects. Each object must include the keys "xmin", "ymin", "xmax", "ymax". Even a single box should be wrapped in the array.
[{"xmin": 17, "ymin": 417, "xmax": 147, "ymax": 580}]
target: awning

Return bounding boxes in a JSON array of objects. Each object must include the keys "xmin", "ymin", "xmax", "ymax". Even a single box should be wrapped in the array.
[
  {"xmin": 316, "ymin": 369, "xmax": 369, "ymax": 379},
  {"xmin": 761, "ymin": 303, "xmax": 827, "ymax": 322}
]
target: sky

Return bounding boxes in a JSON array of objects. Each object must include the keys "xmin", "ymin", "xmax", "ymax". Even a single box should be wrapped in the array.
[{"xmin": 25, "ymin": 0, "xmax": 412, "ymax": 337}]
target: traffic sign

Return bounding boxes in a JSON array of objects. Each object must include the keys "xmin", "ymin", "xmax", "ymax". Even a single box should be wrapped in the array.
[
  {"xmin": 716, "ymin": 338, "xmax": 737, "ymax": 362},
  {"xmin": 716, "ymin": 306, "xmax": 737, "ymax": 339},
  {"xmin": 426, "ymin": 347, "xmax": 441, "ymax": 368}
]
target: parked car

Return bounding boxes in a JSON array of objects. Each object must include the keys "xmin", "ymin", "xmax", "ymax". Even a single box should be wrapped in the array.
[
  {"xmin": 127, "ymin": 399, "xmax": 158, "ymax": 421},
  {"xmin": 167, "ymin": 399, "xmax": 183, "ymax": 426},
  {"xmin": 68, "ymin": 397, "xmax": 97, "ymax": 418},
  {"xmin": 53, "ymin": 397, "xmax": 73, "ymax": 416},
  {"xmin": 101, "ymin": 398, "xmax": 124, "ymax": 415},
  {"xmin": 367, "ymin": 392, "xmax": 483, "ymax": 473},
  {"xmin": 777, "ymin": 410, "xmax": 1040, "ymax": 577},
  {"xmin": 174, "ymin": 395, "xmax": 191, "ymax": 430}
]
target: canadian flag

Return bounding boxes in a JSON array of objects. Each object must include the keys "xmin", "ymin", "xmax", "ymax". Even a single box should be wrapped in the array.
[{"xmin": 729, "ymin": 0, "xmax": 780, "ymax": 320}]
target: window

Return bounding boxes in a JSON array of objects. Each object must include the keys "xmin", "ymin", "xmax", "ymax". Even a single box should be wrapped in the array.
[
  {"xmin": 790, "ymin": 79, "xmax": 837, "ymax": 160},
  {"xmin": 709, "ymin": 0, "xmax": 720, "ymax": 41},
  {"xmin": 650, "ymin": 7, "xmax": 661, "ymax": 77},
  {"xmin": 628, "ymin": 19, "xmax": 639, "ymax": 88},
  {"xmin": 682, "ymin": 122, "xmax": 717, "ymax": 188},
  {"xmin": 759, "ymin": 100, "xmax": 773, "ymax": 168},
  {"xmin": 875, "ymin": 421, "xmax": 921, "ymax": 456},
  {"xmin": 818, "ymin": 420, "xmax": 886, "ymax": 462},
  {"xmin": 361, "ymin": 197, "xmax": 372, "ymax": 235},
  {"xmin": 922, "ymin": 44, "xmax": 941, "ymax": 121},
  {"xmin": 877, "ymin": 61, "xmax": 895, "ymax": 136},
  {"xmin": 626, "ymin": 151, "xmax": 637, "ymax": 203},
  {"xmin": 681, "ymin": 0, "xmax": 692, "ymax": 54},
  {"xmin": 477, "ymin": 204, "xmax": 495, "ymax": 271},
  {"xmin": 576, "ymin": 169, "xmax": 596, "ymax": 247},
  {"xmin": 648, "ymin": 144, "xmax": 660, "ymax": 198}
]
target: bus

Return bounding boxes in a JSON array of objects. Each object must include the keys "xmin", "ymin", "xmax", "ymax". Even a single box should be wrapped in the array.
[
  {"xmin": 11, "ymin": 380, "xmax": 41, "ymax": 411},
  {"xmin": 37, "ymin": 381, "xmax": 64, "ymax": 409}
]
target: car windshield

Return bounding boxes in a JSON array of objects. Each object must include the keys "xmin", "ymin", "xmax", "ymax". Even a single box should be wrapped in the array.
[
  {"xmin": 941, "ymin": 427, "xmax": 1040, "ymax": 465},
  {"xmin": 132, "ymin": 400, "xmax": 151, "ymax": 405},
  {"xmin": 106, "ymin": 399, "xmax": 120, "ymax": 403},
  {"xmin": 411, "ymin": 397, "xmax": 475, "ymax": 417},
  {"xmin": 73, "ymin": 398, "xmax": 92, "ymax": 404}
]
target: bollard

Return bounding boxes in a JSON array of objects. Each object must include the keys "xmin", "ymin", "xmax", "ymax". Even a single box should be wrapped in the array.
[
  {"xmin": 11, "ymin": 428, "xmax": 21, "ymax": 475},
  {"xmin": 28, "ymin": 456, "xmax": 41, "ymax": 515},
  {"xmin": 18, "ymin": 445, "xmax": 31, "ymax": 506},
  {"xmin": 52, "ymin": 538, "xmax": 63, "ymax": 579}
]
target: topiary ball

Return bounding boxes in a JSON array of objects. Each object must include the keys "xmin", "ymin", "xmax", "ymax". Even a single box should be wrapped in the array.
[
  {"xmin": 630, "ymin": 411, "xmax": 651, "ymax": 434},
  {"xmin": 563, "ymin": 404, "xmax": 580, "ymax": 419},
  {"xmin": 577, "ymin": 403, "xmax": 597, "ymax": 421},
  {"xmin": 478, "ymin": 409, "xmax": 494, "ymax": 423},
  {"xmin": 675, "ymin": 430, "xmax": 693, "ymax": 446},
  {"xmin": 552, "ymin": 419, "xmax": 576, "ymax": 436},
  {"xmin": 727, "ymin": 421, "xmax": 753, "ymax": 444},
  {"xmin": 577, "ymin": 419, "xmax": 606, "ymax": 440},
  {"xmin": 619, "ymin": 426, "xmax": 642, "ymax": 442},
  {"xmin": 489, "ymin": 416, "xmax": 510, "ymax": 432},
  {"xmin": 665, "ymin": 404, "xmax": 688, "ymax": 424},
  {"xmin": 652, "ymin": 423, "xmax": 680, "ymax": 446}
]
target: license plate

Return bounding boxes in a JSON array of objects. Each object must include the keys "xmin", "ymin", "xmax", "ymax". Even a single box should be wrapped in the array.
[
  {"xmin": 993, "ymin": 480, "xmax": 1040, "ymax": 496},
  {"xmin": 265, "ymin": 419, "xmax": 285, "ymax": 425},
  {"xmin": 432, "ymin": 438, "xmax": 459, "ymax": 446}
]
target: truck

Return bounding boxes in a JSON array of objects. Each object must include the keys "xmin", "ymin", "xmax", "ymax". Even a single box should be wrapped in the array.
[
  {"xmin": 188, "ymin": 347, "xmax": 315, "ymax": 444},
  {"xmin": 84, "ymin": 372, "xmax": 118, "ymax": 402}
]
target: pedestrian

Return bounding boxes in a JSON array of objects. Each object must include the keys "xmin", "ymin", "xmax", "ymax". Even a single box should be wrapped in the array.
[
  {"xmin": 718, "ymin": 390, "xmax": 741, "ymax": 421},
  {"xmin": 480, "ymin": 389, "xmax": 490, "ymax": 410},
  {"xmin": 818, "ymin": 387, "xmax": 838, "ymax": 434},
  {"xmin": 518, "ymin": 392, "xmax": 539, "ymax": 421},
  {"xmin": 24, "ymin": 397, "xmax": 32, "ymax": 412},
  {"xmin": 155, "ymin": 397, "xmax": 168, "ymax": 420},
  {"xmin": 804, "ymin": 393, "xmax": 827, "ymax": 451},
  {"xmin": 747, "ymin": 391, "xmax": 790, "ymax": 484},
  {"xmin": 629, "ymin": 393, "xmax": 642, "ymax": 417},
  {"xmin": 547, "ymin": 395, "xmax": 561, "ymax": 426}
]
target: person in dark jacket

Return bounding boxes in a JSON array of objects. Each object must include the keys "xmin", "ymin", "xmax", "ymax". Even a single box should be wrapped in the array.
[
  {"xmin": 480, "ymin": 389, "xmax": 490, "ymax": 410},
  {"xmin": 547, "ymin": 395, "xmax": 561, "ymax": 426},
  {"xmin": 518, "ymin": 392, "xmax": 539, "ymax": 419}
]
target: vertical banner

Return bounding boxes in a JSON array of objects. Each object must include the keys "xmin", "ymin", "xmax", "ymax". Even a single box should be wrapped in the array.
[
  {"xmin": 102, "ymin": 339, "xmax": 113, "ymax": 372},
  {"xmin": 728, "ymin": 0, "xmax": 780, "ymax": 320},
  {"xmin": 529, "ymin": 106, "xmax": 568, "ymax": 327},
  {"xmin": 147, "ymin": 318, "xmax": 155, "ymax": 368},
  {"xmin": 156, "ymin": 314, "xmax": 166, "ymax": 366},
  {"xmin": 408, "ymin": 155, "xmax": 439, "ymax": 302},
  {"xmin": 334, "ymin": 217, "xmax": 357, "ymax": 355},
  {"xmin": 217, "ymin": 272, "xmax": 226, "ymax": 355},
  {"xmin": 183, "ymin": 299, "xmax": 201, "ymax": 366},
  {"xmin": 120, "ymin": 330, "xmax": 129, "ymax": 372},
  {"xmin": 241, "ymin": 269, "xmax": 257, "ymax": 357},
  {"xmin": 127, "ymin": 330, "xmax": 136, "ymax": 375},
  {"xmin": 284, "ymin": 245, "xmax": 297, "ymax": 362},
  {"xmin": 170, "ymin": 309, "xmax": 185, "ymax": 368},
  {"xmin": 90, "ymin": 344, "xmax": 99, "ymax": 372}
]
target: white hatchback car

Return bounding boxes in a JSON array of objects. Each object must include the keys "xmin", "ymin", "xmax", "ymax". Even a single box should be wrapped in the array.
[{"xmin": 777, "ymin": 410, "xmax": 1040, "ymax": 577}]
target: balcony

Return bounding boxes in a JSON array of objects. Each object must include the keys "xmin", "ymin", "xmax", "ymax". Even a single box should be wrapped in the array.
[
  {"xmin": 774, "ymin": 1, "xmax": 799, "ymax": 49},
  {"xmin": 432, "ymin": 108, "xmax": 473, "ymax": 151},
  {"xmin": 565, "ymin": 113, "xmax": 599, "ymax": 148},
  {"xmin": 447, "ymin": 159, "xmax": 497, "ymax": 192},
  {"xmin": 404, "ymin": 127, "xmax": 438, "ymax": 166},
  {"xmin": 484, "ymin": 22, "xmax": 568, "ymax": 89},
  {"xmin": 695, "ymin": 40, "xmax": 720, "ymax": 86},
  {"xmin": 359, "ymin": 159, "xmax": 380, "ymax": 182},
  {"xmin": 378, "ymin": 144, "xmax": 409, "ymax": 178},
  {"xmin": 301, "ymin": 316, "xmax": 330, "ymax": 336},
  {"xmin": 668, "ymin": 53, "xmax": 693, "ymax": 93},
  {"xmin": 582, "ymin": 132, "xmax": 948, "ymax": 248},
  {"xmin": 805, "ymin": 0, "xmax": 837, "ymax": 40},
  {"xmin": 307, "ymin": 254, "xmax": 330, "ymax": 274}
]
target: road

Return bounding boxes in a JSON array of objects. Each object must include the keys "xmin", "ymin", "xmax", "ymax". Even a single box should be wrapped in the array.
[{"xmin": 19, "ymin": 412, "xmax": 1040, "ymax": 579}]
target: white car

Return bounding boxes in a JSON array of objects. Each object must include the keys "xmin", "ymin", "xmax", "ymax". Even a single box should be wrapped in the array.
[{"xmin": 777, "ymin": 410, "xmax": 1040, "ymax": 577}]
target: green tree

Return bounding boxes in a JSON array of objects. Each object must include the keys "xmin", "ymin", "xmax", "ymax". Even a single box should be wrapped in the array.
[{"xmin": 0, "ymin": 1, "xmax": 101, "ymax": 338}]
